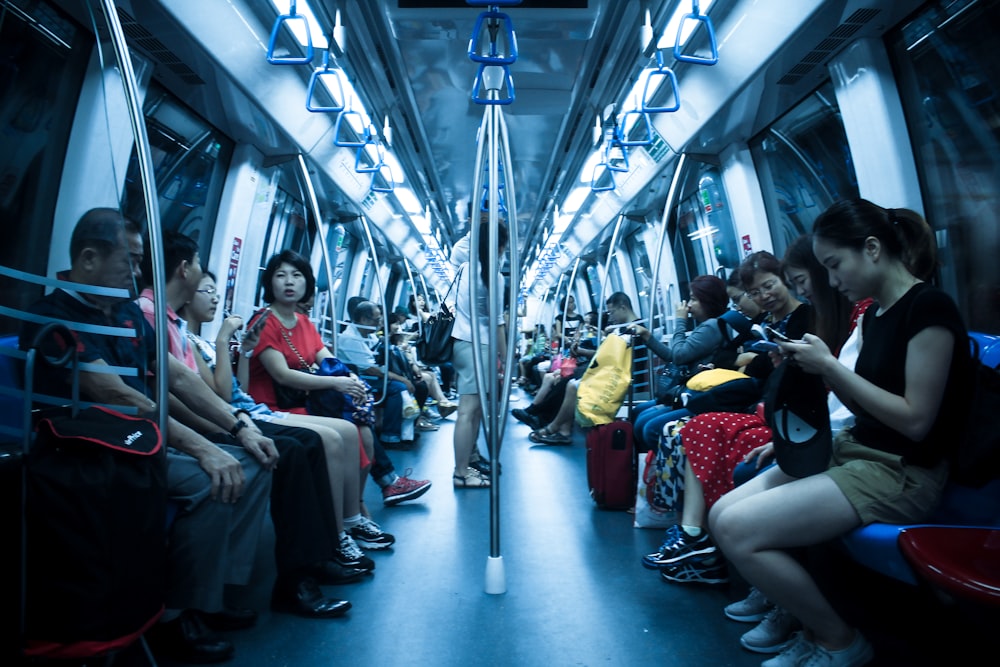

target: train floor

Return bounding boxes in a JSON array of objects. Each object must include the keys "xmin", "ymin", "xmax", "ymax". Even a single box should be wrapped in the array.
[{"xmin": 31, "ymin": 389, "xmax": 994, "ymax": 667}]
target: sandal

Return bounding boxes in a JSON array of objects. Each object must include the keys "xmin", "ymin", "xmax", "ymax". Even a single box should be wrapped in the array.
[
  {"xmin": 436, "ymin": 403, "xmax": 458, "ymax": 418},
  {"xmin": 537, "ymin": 431, "xmax": 572, "ymax": 445},
  {"xmin": 528, "ymin": 428, "xmax": 552, "ymax": 443},
  {"xmin": 453, "ymin": 468, "xmax": 491, "ymax": 488},
  {"xmin": 416, "ymin": 419, "xmax": 439, "ymax": 431}
]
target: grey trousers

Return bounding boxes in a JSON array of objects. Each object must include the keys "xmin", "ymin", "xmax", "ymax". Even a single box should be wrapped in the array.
[{"xmin": 164, "ymin": 445, "xmax": 271, "ymax": 613}]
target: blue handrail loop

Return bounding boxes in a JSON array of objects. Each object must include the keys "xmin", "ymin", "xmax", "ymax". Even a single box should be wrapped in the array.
[
  {"xmin": 642, "ymin": 51, "xmax": 680, "ymax": 113},
  {"xmin": 590, "ymin": 160, "xmax": 616, "ymax": 192},
  {"xmin": 305, "ymin": 48, "xmax": 344, "ymax": 113},
  {"xmin": 604, "ymin": 136, "xmax": 630, "ymax": 173},
  {"xmin": 468, "ymin": 10, "xmax": 518, "ymax": 65},
  {"xmin": 266, "ymin": 0, "xmax": 314, "ymax": 65},
  {"xmin": 370, "ymin": 163, "xmax": 395, "ymax": 193},
  {"xmin": 334, "ymin": 107, "xmax": 366, "ymax": 148},
  {"xmin": 472, "ymin": 64, "xmax": 515, "ymax": 105},
  {"xmin": 617, "ymin": 109, "xmax": 654, "ymax": 147},
  {"xmin": 673, "ymin": 0, "xmax": 718, "ymax": 66},
  {"xmin": 355, "ymin": 130, "xmax": 385, "ymax": 174}
]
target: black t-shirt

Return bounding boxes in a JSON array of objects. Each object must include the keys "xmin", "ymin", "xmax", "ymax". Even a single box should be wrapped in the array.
[
  {"xmin": 851, "ymin": 283, "xmax": 970, "ymax": 466},
  {"xmin": 557, "ymin": 312, "xmax": 584, "ymax": 343}
]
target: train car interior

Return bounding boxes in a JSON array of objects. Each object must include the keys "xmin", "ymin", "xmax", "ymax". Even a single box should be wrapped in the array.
[{"xmin": 1, "ymin": 0, "xmax": 999, "ymax": 665}]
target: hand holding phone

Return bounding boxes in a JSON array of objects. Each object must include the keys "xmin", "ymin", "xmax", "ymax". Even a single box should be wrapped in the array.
[
  {"xmin": 765, "ymin": 326, "xmax": 793, "ymax": 343},
  {"xmin": 248, "ymin": 309, "xmax": 271, "ymax": 337}
]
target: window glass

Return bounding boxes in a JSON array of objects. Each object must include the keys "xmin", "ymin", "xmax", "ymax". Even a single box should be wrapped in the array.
[
  {"xmin": 0, "ymin": 1, "xmax": 88, "ymax": 333},
  {"xmin": 120, "ymin": 80, "xmax": 233, "ymax": 259},
  {"xmin": 889, "ymin": 0, "xmax": 1000, "ymax": 333},
  {"xmin": 749, "ymin": 80, "xmax": 859, "ymax": 259}
]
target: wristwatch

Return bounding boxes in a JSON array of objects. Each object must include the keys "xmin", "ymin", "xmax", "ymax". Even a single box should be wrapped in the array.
[
  {"xmin": 242, "ymin": 348, "xmax": 254, "ymax": 358},
  {"xmin": 229, "ymin": 419, "xmax": 249, "ymax": 438}
]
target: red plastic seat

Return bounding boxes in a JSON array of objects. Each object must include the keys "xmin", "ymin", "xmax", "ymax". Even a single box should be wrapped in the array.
[{"xmin": 898, "ymin": 527, "xmax": 1000, "ymax": 606}]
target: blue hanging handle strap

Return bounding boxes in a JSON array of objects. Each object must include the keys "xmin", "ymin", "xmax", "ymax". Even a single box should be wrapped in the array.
[
  {"xmin": 266, "ymin": 0, "xmax": 314, "ymax": 65},
  {"xmin": 617, "ymin": 109, "xmax": 654, "ymax": 147},
  {"xmin": 334, "ymin": 108, "xmax": 367, "ymax": 148},
  {"xmin": 642, "ymin": 51, "xmax": 680, "ymax": 113},
  {"xmin": 673, "ymin": 0, "xmax": 718, "ymax": 66},
  {"xmin": 468, "ymin": 10, "xmax": 518, "ymax": 65},
  {"xmin": 590, "ymin": 161, "xmax": 616, "ymax": 193},
  {"xmin": 355, "ymin": 130, "xmax": 385, "ymax": 174},
  {"xmin": 306, "ymin": 48, "xmax": 344, "ymax": 112},
  {"xmin": 472, "ymin": 64, "xmax": 515, "ymax": 105},
  {"xmin": 604, "ymin": 137, "xmax": 630, "ymax": 173},
  {"xmin": 370, "ymin": 163, "xmax": 395, "ymax": 193}
]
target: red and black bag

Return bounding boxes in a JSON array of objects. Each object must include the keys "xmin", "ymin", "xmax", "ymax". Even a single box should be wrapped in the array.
[{"xmin": 23, "ymin": 406, "xmax": 167, "ymax": 659}]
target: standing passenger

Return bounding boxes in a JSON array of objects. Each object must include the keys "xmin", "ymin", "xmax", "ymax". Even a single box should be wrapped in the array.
[{"xmin": 451, "ymin": 219, "xmax": 508, "ymax": 487}]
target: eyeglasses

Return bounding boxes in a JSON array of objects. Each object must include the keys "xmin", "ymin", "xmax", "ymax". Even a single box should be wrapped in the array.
[
  {"xmin": 196, "ymin": 287, "xmax": 217, "ymax": 295},
  {"xmin": 745, "ymin": 279, "xmax": 780, "ymax": 300}
]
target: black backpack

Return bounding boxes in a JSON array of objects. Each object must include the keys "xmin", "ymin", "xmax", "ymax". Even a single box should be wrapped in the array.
[{"xmin": 23, "ymin": 406, "xmax": 167, "ymax": 657}]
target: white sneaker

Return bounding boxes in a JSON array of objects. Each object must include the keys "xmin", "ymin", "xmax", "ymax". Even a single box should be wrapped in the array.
[
  {"xmin": 741, "ymin": 606, "xmax": 800, "ymax": 653},
  {"xmin": 798, "ymin": 632, "xmax": 873, "ymax": 667},
  {"xmin": 725, "ymin": 586, "xmax": 773, "ymax": 623},
  {"xmin": 761, "ymin": 631, "xmax": 816, "ymax": 667}
]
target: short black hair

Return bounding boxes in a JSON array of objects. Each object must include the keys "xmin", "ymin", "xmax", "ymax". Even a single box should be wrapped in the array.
[
  {"xmin": 69, "ymin": 208, "xmax": 140, "ymax": 264},
  {"xmin": 261, "ymin": 249, "xmax": 315, "ymax": 304}
]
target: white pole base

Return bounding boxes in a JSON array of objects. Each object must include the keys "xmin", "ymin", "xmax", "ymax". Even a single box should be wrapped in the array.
[{"xmin": 484, "ymin": 555, "xmax": 506, "ymax": 595}]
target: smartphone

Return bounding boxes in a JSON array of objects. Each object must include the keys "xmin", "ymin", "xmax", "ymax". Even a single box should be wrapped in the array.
[
  {"xmin": 248, "ymin": 309, "xmax": 271, "ymax": 336},
  {"xmin": 765, "ymin": 326, "xmax": 793, "ymax": 343}
]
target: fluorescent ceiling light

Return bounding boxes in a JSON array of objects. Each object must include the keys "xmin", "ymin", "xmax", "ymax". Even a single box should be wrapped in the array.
[
  {"xmin": 687, "ymin": 225, "xmax": 718, "ymax": 241},
  {"xmin": 562, "ymin": 185, "xmax": 590, "ymax": 214},
  {"xmin": 395, "ymin": 185, "xmax": 421, "ymax": 214},
  {"xmin": 271, "ymin": 0, "xmax": 329, "ymax": 49}
]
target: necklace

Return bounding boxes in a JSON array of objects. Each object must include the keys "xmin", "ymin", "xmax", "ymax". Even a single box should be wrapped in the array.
[{"xmin": 273, "ymin": 310, "xmax": 297, "ymax": 331}]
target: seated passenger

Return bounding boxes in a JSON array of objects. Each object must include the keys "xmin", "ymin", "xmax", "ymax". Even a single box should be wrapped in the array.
[
  {"xmin": 529, "ymin": 292, "xmax": 641, "ymax": 445},
  {"xmin": 709, "ymin": 200, "xmax": 971, "ymax": 667},
  {"xmin": 178, "ymin": 271, "xmax": 394, "ymax": 563},
  {"xmin": 245, "ymin": 250, "xmax": 431, "ymax": 507},
  {"xmin": 630, "ymin": 274, "xmax": 742, "ymax": 451},
  {"xmin": 135, "ymin": 231, "xmax": 359, "ymax": 618},
  {"xmin": 20, "ymin": 208, "xmax": 274, "ymax": 663}
]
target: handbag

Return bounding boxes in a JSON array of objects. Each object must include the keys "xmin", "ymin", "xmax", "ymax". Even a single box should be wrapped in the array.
[
  {"xmin": 575, "ymin": 333, "xmax": 633, "ymax": 427},
  {"xmin": 273, "ymin": 328, "xmax": 313, "ymax": 409},
  {"xmin": 308, "ymin": 357, "xmax": 377, "ymax": 428},
  {"xmin": 417, "ymin": 267, "xmax": 463, "ymax": 365}
]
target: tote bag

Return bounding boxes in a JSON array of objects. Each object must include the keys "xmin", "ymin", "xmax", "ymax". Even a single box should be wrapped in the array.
[{"xmin": 575, "ymin": 333, "xmax": 632, "ymax": 427}]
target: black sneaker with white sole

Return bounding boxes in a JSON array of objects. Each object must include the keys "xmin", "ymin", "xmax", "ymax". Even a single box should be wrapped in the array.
[
  {"xmin": 347, "ymin": 516, "xmax": 396, "ymax": 550},
  {"xmin": 333, "ymin": 534, "xmax": 375, "ymax": 572},
  {"xmin": 659, "ymin": 555, "xmax": 729, "ymax": 585}
]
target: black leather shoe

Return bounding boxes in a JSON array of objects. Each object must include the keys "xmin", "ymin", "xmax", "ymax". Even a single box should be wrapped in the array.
[
  {"xmin": 310, "ymin": 560, "xmax": 371, "ymax": 585},
  {"xmin": 271, "ymin": 577, "xmax": 352, "ymax": 618},
  {"xmin": 201, "ymin": 606, "xmax": 258, "ymax": 632},
  {"xmin": 511, "ymin": 408, "xmax": 542, "ymax": 430},
  {"xmin": 146, "ymin": 609, "xmax": 234, "ymax": 663},
  {"xmin": 469, "ymin": 457, "xmax": 496, "ymax": 476}
]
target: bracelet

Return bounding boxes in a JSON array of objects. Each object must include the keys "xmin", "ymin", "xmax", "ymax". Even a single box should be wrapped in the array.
[{"xmin": 233, "ymin": 408, "xmax": 252, "ymax": 421}]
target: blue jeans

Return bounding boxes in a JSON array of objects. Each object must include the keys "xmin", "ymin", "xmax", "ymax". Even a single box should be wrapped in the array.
[
  {"xmin": 377, "ymin": 378, "xmax": 406, "ymax": 439},
  {"xmin": 634, "ymin": 404, "xmax": 690, "ymax": 451}
]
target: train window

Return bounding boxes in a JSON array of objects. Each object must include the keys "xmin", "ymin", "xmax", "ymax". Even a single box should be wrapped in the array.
[
  {"xmin": 0, "ymin": 0, "xmax": 88, "ymax": 334},
  {"xmin": 889, "ymin": 0, "xmax": 1000, "ymax": 333},
  {"xmin": 120, "ymin": 80, "xmax": 233, "ymax": 256},
  {"xmin": 749, "ymin": 80, "xmax": 859, "ymax": 258}
]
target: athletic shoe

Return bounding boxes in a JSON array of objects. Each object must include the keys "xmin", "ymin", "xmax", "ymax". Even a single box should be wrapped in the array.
[
  {"xmin": 347, "ymin": 516, "xmax": 396, "ymax": 550},
  {"xmin": 658, "ymin": 555, "xmax": 729, "ymax": 585},
  {"xmin": 642, "ymin": 525, "xmax": 717, "ymax": 569},
  {"xmin": 740, "ymin": 606, "xmax": 800, "ymax": 653},
  {"xmin": 762, "ymin": 632, "xmax": 816, "ymax": 667},
  {"xmin": 725, "ymin": 586, "xmax": 773, "ymax": 622},
  {"xmin": 382, "ymin": 470, "xmax": 432, "ymax": 506},
  {"xmin": 798, "ymin": 632, "xmax": 873, "ymax": 667},
  {"xmin": 332, "ymin": 534, "xmax": 375, "ymax": 572}
]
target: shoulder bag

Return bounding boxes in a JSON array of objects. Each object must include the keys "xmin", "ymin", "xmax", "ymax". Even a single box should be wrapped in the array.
[
  {"xmin": 273, "ymin": 328, "xmax": 313, "ymax": 409},
  {"xmin": 417, "ymin": 267, "xmax": 463, "ymax": 365}
]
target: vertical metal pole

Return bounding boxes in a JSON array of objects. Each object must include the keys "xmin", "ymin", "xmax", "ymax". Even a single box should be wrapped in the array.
[
  {"xmin": 648, "ymin": 153, "xmax": 687, "ymax": 336},
  {"xmin": 357, "ymin": 215, "xmax": 390, "ymax": 404},
  {"xmin": 296, "ymin": 155, "xmax": 339, "ymax": 347},
  {"xmin": 95, "ymin": 0, "xmax": 167, "ymax": 432}
]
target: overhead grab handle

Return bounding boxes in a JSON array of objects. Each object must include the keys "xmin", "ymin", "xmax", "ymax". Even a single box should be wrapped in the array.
[
  {"xmin": 355, "ymin": 135, "xmax": 385, "ymax": 174},
  {"xmin": 370, "ymin": 163, "xmax": 395, "ymax": 193},
  {"xmin": 642, "ymin": 51, "xmax": 680, "ymax": 113},
  {"xmin": 604, "ymin": 137, "xmax": 630, "ymax": 173},
  {"xmin": 590, "ymin": 161, "xmax": 616, "ymax": 193},
  {"xmin": 673, "ymin": 0, "xmax": 718, "ymax": 66},
  {"xmin": 266, "ymin": 0, "xmax": 314, "ymax": 65},
  {"xmin": 333, "ymin": 108, "xmax": 366, "ymax": 148},
  {"xmin": 472, "ymin": 64, "xmax": 515, "ymax": 105},
  {"xmin": 617, "ymin": 109, "xmax": 654, "ymax": 147},
  {"xmin": 468, "ymin": 10, "xmax": 518, "ymax": 65},
  {"xmin": 306, "ymin": 49, "xmax": 344, "ymax": 113}
]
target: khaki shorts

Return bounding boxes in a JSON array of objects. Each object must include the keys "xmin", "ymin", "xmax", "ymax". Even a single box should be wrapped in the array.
[{"xmin": 824, "ymin": 430, "xmax": 948, "ymax": 525}]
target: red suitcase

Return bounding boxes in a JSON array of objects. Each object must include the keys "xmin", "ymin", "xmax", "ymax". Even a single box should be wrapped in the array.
[{"xmin": 585, "ymin": 419, "xmax": 636, "ymax": 510}]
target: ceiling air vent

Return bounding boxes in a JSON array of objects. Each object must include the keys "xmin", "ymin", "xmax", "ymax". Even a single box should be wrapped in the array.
[
  {"xmin": 777, "ymin": 7, "xmax": 881, "ymax": 86},
  {"xmin": 116, "ymin": 8, "xmax": 205, "ymax": 85}
]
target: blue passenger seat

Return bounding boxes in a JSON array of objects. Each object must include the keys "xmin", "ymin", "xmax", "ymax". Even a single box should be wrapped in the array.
[{"xmin": 839, "ymin": 332, "xmax": 1000, "ymax": 596}]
